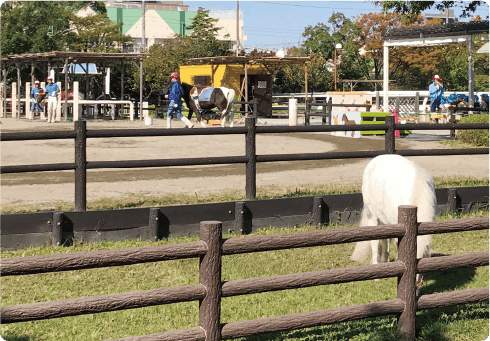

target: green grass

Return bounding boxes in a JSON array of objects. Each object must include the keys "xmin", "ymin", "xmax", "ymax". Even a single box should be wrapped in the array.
[
  {"xmin": 1, "ymin": 177, "xmax": 488, "ymax": 214},
  {"xmin": 1, "ymin": 210, "xmax": 488, "ymax": 341}
]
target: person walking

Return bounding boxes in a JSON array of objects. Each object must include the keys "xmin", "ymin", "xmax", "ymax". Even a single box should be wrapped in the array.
[
  {"xmin": 45, "ymin": 77, "xmax": 60, "ymax": 123},
  {"xmin": 30, "ymin": 81, "xmax": 44, "ymax": 118},
  {"xmin": 429, "ymin": 75, "xmax": 444, "ymax": 113},
  {"xmin": 165, "ymin": 73, "xmax": 193, "ymax": 128}
]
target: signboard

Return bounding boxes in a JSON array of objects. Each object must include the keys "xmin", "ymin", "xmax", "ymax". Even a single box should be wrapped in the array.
[
  {"xmin": 331, "ymin": 111, "xmax": 361, "ymax": 138},
  {"xmin": 257, "ymin": 81, "xmax": 267, "ymax": 89}
]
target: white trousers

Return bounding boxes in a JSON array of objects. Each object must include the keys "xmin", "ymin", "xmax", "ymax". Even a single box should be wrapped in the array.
[{"xmin": 47, "ymin": 96, "xmax": 57, "ymax": 122}]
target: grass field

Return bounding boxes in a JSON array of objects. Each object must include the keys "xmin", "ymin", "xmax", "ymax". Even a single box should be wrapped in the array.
[{"xmin": 1, "ymin": 207, "xmax": 488, "ymax": 341}]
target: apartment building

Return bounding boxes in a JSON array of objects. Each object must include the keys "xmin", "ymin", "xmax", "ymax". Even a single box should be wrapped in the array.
[{"xmin": 76, "ymin": 1, "xmax": 246, "ymax": 52}]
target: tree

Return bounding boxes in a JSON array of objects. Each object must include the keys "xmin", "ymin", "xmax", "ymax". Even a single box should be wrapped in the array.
[
  {"xmin": 373, "ymin": 1, "xmax": 488, "ymax": 19},
  {"xmin": 1, "ymin": 1, "xmax": 111, "ymax": 56},
  {"xmin": 64, "ymin": 13, "xmax": 131, "ymax": 52},
  {"xmin": 185, "ymin": 8, "xmax": 230, "ymax": 58}
]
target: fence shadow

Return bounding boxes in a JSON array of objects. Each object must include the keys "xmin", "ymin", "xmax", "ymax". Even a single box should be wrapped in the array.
[
  {"xmin": 420, "ymin": 253, "xmax": 477, "ymax": 295},
  {"xmin": 0, "ymin": 333, "xmax": 35, "ymax": 341}
]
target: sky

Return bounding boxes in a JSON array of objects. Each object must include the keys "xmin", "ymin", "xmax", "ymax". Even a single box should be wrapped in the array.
[{"xmin": 184, "ymin": 1, "xmax": 490, "ymax": 50}]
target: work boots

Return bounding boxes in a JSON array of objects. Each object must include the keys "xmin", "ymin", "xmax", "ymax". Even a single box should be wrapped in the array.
[{"xmin": 181, "ymin": 116, "xmax": 194, "ymax": 128}]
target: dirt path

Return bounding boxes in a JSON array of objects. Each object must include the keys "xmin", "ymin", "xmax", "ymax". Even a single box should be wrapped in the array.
[{"xmin": 1, "ymin": 117, "xmax": 488, "ymax": 205}]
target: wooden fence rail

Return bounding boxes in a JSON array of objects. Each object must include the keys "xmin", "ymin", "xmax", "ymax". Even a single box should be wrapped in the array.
[
  {"xmin": 2, "ymin": 207, "xmax": 488, "ymax": 341},
  {"xmin": 1, "ymin": 117, "xmax": 488, "ymax": 209}
]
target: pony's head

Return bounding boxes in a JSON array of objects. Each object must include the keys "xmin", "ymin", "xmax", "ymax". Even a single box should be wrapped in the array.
[{"xmin": 160, "ymin": 80, "xmax": 173, "ymax": 96}]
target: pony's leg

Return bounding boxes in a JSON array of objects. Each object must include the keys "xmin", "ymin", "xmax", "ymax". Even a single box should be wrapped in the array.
[{"xmin": 379, "ymin": 239, "xmax": 389, "ymax": 263}]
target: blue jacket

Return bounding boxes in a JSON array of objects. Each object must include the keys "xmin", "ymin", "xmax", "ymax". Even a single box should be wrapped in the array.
[
  {"xmin": 168, "ymin": 81, "xmax": 183, "ymax": 105},
  {"xmin": 429, "ymin": 81, "xmax": 443, "ymax": 102},
  {"xmin": 45, "ymin": 83, "xmax": 60, "ymax": 97},
  {"xmin": 31, "ymin": 87, "xmax": 43, "ymax": 99}
]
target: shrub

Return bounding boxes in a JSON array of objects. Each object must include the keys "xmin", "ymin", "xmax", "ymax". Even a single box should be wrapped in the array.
[{"xmin": 457, "ymin": 113, "xmax": 489, "ymax": 147}]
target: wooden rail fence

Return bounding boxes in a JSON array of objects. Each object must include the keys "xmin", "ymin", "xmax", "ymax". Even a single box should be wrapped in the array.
[
  {"xmin": 2, "ymin": 206, "xmax": 488, "ymax": 340},
  {"xmin": 1, "ymin": 117, "xmax": 488, "ymax": 210}
]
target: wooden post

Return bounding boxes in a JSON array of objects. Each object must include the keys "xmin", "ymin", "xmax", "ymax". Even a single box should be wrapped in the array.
[
  {"xmin": 447, "ymin": 188, "xmax": 458, "ymax": 213},
  {"xmin": 397, "ymin": 205, "xmax": 418, "ymax": 340},
  {"xmin": 235, "ymin": 201, "xmax": 245, "ymax": 234},
  {"xmin": 149, "ymin": 207, "xmax": 160, "ymax": 241},
  {"xmin": 199, "ymin": 221, "xmax": 222, "ymax": 341},
  {"xmin": 51, "ymin": 212, "xmax": 64, "ymax": 246},
  {"xmin": 245, "ymin": 116, "xmax": 256, "ymax": 200},
  {"xmin": 73, "ymin": 81, "xmax": 79, "ymax": 121},
  {"xmin": 25, "ymin": 82, "xmax": 31, "ymax": 120},
  {"xmin": 56, "ymin": 82, "xmax": 62, "ymax": 122},
  {"xmin": 415, "ymin": 92, "xmax": 419, "ymax": 113},
  {"xmin": 64, "ymin": 58, "xmax": 69, "ymax": 122},
  {"xmin": 75, "ymin": 120, "xmax": 87, "ymax": 211},
  {"xmin": 11, "ymin": 82, "xmax": 17, "ymax": 118},
  {"xmin": 385, "ymin": 115, "xmax": 395, "ymax": 154},
  {"xmin": 312, "ymin": 196, "xmax": 324, "ymax": 226}
]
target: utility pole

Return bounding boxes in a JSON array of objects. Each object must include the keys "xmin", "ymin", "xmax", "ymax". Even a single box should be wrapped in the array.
[
  {"xmin": 236, "ymin": 1, "xmax": 240, "ymax": 56},
  {"xmin": 142, "ymin": 0, "xmax": 146, "ymax": 51}
]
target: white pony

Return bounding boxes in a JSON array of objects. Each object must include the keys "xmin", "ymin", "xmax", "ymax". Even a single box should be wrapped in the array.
[{"xmin": 351, "ymin": 154, "xmax": 436, "ymax": 285}]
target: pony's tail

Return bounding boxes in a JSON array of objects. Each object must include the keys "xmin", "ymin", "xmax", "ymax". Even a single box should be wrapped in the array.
[
  {"xmin": 226, "ymin": 89, "xmax": 235, "ymax": 114},
  {"xmin": 351, "ymin": 241, "xmax": 371, "ymax": 261}
]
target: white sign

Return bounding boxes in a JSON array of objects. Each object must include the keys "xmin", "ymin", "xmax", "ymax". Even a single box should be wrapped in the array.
[
  {"xmin": 257, "ymin": 81, "xmax": 267, "ymax": 89},
  {"xmin": 331, "ymin": 111, "xmax": 361, "ymax": 138}
]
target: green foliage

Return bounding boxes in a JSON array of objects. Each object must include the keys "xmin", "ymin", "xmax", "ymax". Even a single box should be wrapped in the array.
[
  {"xmin": 64, "ymin": 12, "xmax": 131, "ymax": 52},
  {"xmin": 456, "ymin": 114, "xmax": 489, "ymax": 147},
  {"xmin": 133, "ymin": 8, "xmax": 230, "ymax": 94},
  {"xmin": 0, "ymin": 1, "xmax": 117, "ymax": 56},
  {"xmin": 374, "ymin": 1, "xmax": 487, "ymax": 19}
]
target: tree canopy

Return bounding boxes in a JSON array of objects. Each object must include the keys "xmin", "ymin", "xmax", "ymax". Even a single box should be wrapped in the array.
[
  {"xmin": 373, "ymin": 1, "xmax": 488, "ymax": 19},
  {"xmin": 1, "ymin": 1, "xmax": 129, "ymax": 56}
]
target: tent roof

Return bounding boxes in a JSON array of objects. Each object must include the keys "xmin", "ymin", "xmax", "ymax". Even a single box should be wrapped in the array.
[
  {"xmin": 187, "ymin": 56, "xmax": 310, "ymax": 66},
  {"xmin": 1, "ymin": 51, "xmax": 147, "ymax": 64},
  {"xmin": 382, "ymin": 20, "xmax": 489, "ymax": 41}
]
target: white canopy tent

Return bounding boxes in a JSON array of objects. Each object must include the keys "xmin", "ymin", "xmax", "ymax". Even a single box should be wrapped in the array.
[{"xmin": 382, "ymin": 21, "xmax": 489, "ymax": 111}]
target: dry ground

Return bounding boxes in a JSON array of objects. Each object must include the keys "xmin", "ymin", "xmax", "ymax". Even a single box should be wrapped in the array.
[{"xmin": 1, "ymin": 117, "xmax": 488, "ymax": 206}]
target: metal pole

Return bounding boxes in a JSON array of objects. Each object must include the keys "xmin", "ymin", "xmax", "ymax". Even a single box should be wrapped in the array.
[
  {"xmin": 383, "ymin": 44, "xmax": 389, "ymax": 112},
  {"xmin": 142, "ymin": 0, "xmax": 146, "ymax": 51},
  {"xmin": 64, "ymin": 58, "xmax": 68, "ymax": 121},
  {"xmin": 139, "ymin": 59, "xmax": 143, "ymax": 120},
  {"xmin": 468, "ymin": 36, "xmax": 474, "ymax": 109},
  {"xmin": 236, "ymin": 1, "xmax": 240, "ymax": 56},
  {"xmin": 334, "ymin": 49, "xmax": 337, "ymax": 91}
]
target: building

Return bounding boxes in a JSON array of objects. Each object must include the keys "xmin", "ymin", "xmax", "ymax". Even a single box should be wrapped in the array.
[
  {"xmin": 76, "ymin": 1, "xmax": 246, "ymax": 52},
  {"xmin": 421, "ymin": 9, "xmax": 456, "ymax": 25}
]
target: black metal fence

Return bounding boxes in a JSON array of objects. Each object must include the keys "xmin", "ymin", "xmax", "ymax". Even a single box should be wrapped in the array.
[{"xmin": 1, "ymin": 116, "xmax": 488, "ymax": 211}]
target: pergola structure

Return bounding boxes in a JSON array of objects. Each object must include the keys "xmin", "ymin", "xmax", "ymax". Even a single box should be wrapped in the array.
[
  {"xmin": 187, "ymin": 56, "xmax": 311, "ymax": 103},
  {"xmin": 1, "ymin": 51, "xmax": 147, "ymax": 120},
  {"xmin": 381, "ymin": 20, "xmax": 489, "ymax": 111}
]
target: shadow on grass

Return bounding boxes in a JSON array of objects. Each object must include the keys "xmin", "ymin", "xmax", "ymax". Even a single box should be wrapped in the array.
[
  {"xmin": 0, "ymin": 333, "xmax": 36, "ymax": 341},
  {"xmin": 420, "ymin": 254, "xmax": 477, "ymax": 295}
]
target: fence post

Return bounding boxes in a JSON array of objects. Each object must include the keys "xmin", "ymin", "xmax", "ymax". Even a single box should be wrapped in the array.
[
  {"xmin": 305, "ymin": 99, "xmax": 310, "ymax": 126},
  {"xmin": 235, "ymin": 201, "xmax": 245, "ymax": 233},
  {"xmin": 321, "ymin": 99, "xmax": 326, "ymax": 125},
  {"xmin": 415, "ymin": 92, "xmax": 419, "ymax": 113},
  {"xmin": 75, "ymin": 120, "xmax": 87, "ymax": 211},
  {"xmin": 245, "ymin": 116, "xmax": 256, "ymax": 200},
  {"xmin": 51, "ymin": 212, "xmax": 64, "ymax": 246},
  {"xmin": 149, "ymin": 207, "xmax": 161, "ymax": 241},
  {"xmin": 397, "ymin": 205, "xmax": 418, "ymax": 340},
  {"xmin": 385, "ymin": 115, "xmax": 396, "ymax": 154},
  {"xmin": 312, "ymin": 196, "xmax": 324, "ymax": 226},
  {"xmin": 395, "ymin": 96, "xmax": 400, "ymax": 114},
  {"xmin": 199, "ymin": 221, "xmax": 222, "ymax": 341},
  {"xmin": 447, "ymin": 188, "xmax": 458, "ymax": 213}
]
